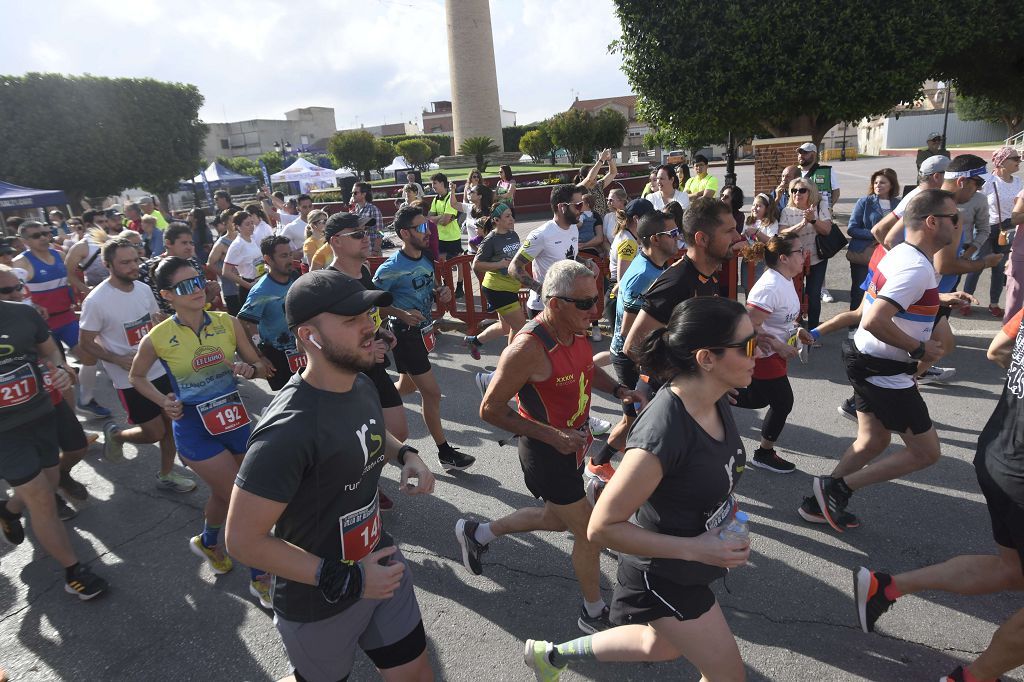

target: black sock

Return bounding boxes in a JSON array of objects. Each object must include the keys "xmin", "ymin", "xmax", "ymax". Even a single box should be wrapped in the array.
[
  {"xmin": 591, "ymin": 443, "xmax": 616, "ymax": 466},
  {"xmin": 835, "ymin": 477, "xmax": 853, "ymax": 497},
  {"xmin": 65, "ymin": 562, "xmax": 80, "ymax": 581},
  {"xmin": 550, "ymin": 636, "xmax": 595, "ymax": 666},
  {"xmin": 0, "ymin": 501, "xmax": 19, "ymax": 521},
  {"xmin": 466, "ymin": 335, "xmax": 482, "ymax": 347}
]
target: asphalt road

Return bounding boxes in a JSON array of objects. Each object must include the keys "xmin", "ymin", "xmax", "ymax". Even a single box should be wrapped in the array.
[{"xmin": 2, "ymin": 155, "xmax": 1022, "ymax": 681}]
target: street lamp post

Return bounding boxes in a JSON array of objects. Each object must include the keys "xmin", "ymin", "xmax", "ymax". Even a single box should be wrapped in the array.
[
  {"xmin": 841, "ymin": 122, "xmax": 848, "ymax": 161},
  {"xmin": 272, "ymin": 140, "xmax": 293, "ymax": 161},
  {"xmin": 939, "ymin": 82, "xmax": 952, "ymax": 152},
  {"xmin": 724, "ymin": 131, "xmax": 736, "ymax": 188}
]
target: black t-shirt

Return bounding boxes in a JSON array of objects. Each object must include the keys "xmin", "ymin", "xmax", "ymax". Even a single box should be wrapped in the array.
[
  {"xmin": 236, "ymin": 372, "xmax": 391, "ymax": 622},
  {"xmin": 641, "ymin": 256, "xmax": 720, "ymax": 325},
  {"xmin": 0, "ymin": 301, "xmax": 54, "ymax": 432},
  {"xmin": 620, "ymin": 388, "xmax": 745, "ymax": 585},
  {"xmin": 976, "ymin": 320, "xmax": 1024, "ymax": 504}
]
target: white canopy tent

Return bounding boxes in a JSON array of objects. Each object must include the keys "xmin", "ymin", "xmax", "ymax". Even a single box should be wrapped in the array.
[{"xmin": 271, "ymin": 157, "xmax": 337, "ymax": 192}]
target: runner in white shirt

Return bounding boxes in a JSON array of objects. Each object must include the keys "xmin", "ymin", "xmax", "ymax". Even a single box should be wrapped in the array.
[
  {"xmin": 77, "ymin": 237, "xmax": 196, "ymax": 492},
  {"xmin": 224, "ymin": 212, "xmax": 265, "ymax": 295},
  {"xmin": 510, "ymin": 185, "xmax": 584, "ymax": 315}
]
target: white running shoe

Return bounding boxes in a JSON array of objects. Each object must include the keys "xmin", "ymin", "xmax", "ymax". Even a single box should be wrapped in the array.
[
  {"xmin": 588, "ymin": 416, "xmax": 612, "ymax": 436},
  {"xmin": 590, "ymin": 325, "xmax": 602, "ymax": 342},
  {"xmin": 821, "ymin": 288, "xmax": 834, "ymax": 303},
  {"xmin": 918, "ymin": 366, "xmax": 956, "ymax": 385}
]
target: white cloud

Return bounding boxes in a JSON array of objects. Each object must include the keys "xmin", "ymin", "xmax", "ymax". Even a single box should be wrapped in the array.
[{"xmin": 1, "ymin": 0, "xmax": 631, "ymax": 132}]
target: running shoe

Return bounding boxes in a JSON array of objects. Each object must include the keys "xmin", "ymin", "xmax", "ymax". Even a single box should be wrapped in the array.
[
  {"xmin": 751, "ymin": 448, "xmax": 796, "ymax": 473},
  {"xmin": 524, "ymin": 640, "xmax": 564, "ymax": 682},
  {"xmin": 584, "ymin": 476, "xmax": 606, "ymax": 506},
  {"xmin": 59, "ymin": 469, "xmax": 88, "ymax": 501},
  {"xmin": 853, "ymin": 566, "xmax": 897, "ymax": 633},
  {"xmin": 590, "ymin": 325, "xmax": 602, "ymax": 342},
  {"xmin": 821, "ymin": 288, "xmax": 834, "ymax": 303},
  {"xmin": 85, "ymin": 432, "xmax": 100, "ymax": 447},
  {"xmin": 959, "ymin": 304, "xmax": 973, "ymax": 316},
  {"xmin": 797, "ymin": 496, "xmax": 860, "ymax": 528},
  {"xmin": 189, "ymin": 535, "xmax": 234, "ymax": 575},
  {"xmin": 438, "ymin": 443, "xmax": 476, "ymax": 471},
  {"xmin": 454, "ymin": 282, "xmax": 464, "ymax": 300},
  {"xmin": 156, "ymin": 471, "xmax": 198, "ymax": 493},
  {"xmin": 588, "ymin": 416, "xmax": 612, "ymax": 437},
  {"xmin": 474, "ymin": 371, "xmax": 492, "ymax": 399},
  {"xmin": 102, "ymin": 422, "xmax": 124, "ymax": 462},
  {"xmin": 76, "ymin": 396, "xmax": 112, "ymax": 418},
  {"xmin": 812, "ymin": 476, "xmax": 854, "ymax": 533},
  {"xmin": 989, "ymin": 304, "xmax": 1004, "ymax": 318},
  {"xmin": 455, "ymin": 519, "xmax": 488, "ymax": 576},
  {"xmin": 463, "ymin": 336, "xmax": 482, "ymax": 361},
  {"xmin": 837, "ymin": 395, "xmax": 857, "ymax": 422},
  {"xmin": 939, "ymin": 666, "xmax": 980, "ymax": 682},
  {"xmin": 250, "ymin": 576, "xmax": 273, "ymax": 609},
  {"xmin": 577, "ymin": 605, "xmax": 612, "ymax": 634},
  {"xmin": 918, "ymin": 366, "xmax": 956, "ymax": 385},
  {"xmin": 54, "ymin": 495, "xmax": 77, "ymax": 521},
  {"xmin": 0, "ymin": 504, "xmax": 24, "ymax": 545},
  {"xmin": 64, "ymin": 564, "xmax": 108, "ymax": 600},
  {"xmin": 585, "ymin": 460, "xmax": 616, "ymax": 483},
  {"xmin": 379, "ymin": 488, "xmax": 394, "ymax": 512}
]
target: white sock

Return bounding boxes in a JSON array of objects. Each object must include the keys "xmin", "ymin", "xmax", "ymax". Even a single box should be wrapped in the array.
[
  {"xmin": 474, "ymin": 522, "xmax": 497, "ymax": 546},
  {"xmin": 78, "ymin": 363, "xmax": 98, "ymax": 403},
  {"xmin": 584, "ymin": 598, "xmax": 607, "ymax": 618}
]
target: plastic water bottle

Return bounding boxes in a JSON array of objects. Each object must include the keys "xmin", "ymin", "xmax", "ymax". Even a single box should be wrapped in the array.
[{"xmin": 719, "ymin": 511, "xmax": 750, "ymax": 542}]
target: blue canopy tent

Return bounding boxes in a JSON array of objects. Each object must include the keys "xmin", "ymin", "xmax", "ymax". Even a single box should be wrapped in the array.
[
  {"xmin": 180, "ymin": 162, "xmax": 258, "ymax": 191},
  {"xmin": 0, "ymin": 180, "xmax": 68, "ymax": 211}
]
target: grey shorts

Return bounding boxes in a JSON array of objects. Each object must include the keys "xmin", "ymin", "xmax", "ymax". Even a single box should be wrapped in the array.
[{"xmin": 274, "ymin": 547, "xmax": 424, "ymax": 681}]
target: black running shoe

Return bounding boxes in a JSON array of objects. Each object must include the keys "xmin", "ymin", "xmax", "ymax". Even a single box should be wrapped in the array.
[
  {"xmin": 853, "ymin": 566, "xmax": 896, "ymax": 633},
  {"xmin": 64, "ymin": 564, "xmax": 108, "ymax": 601},
  {"xmin": 455, "ymin": 519, "xmax": 488, "ymax": 575},
  {"xmin": 0, "ymin": 503, "xmax": 25, "ymax": 545},
  {"xmin": 797, "ymin": 496, "xmax": 860, "ymax": 528},
  {"xmin": 54, "ymin": 495, "xmax": 77, "ymax": 522},
  {"xmin": 577, "ymin": 605, "xmax": 612, "ymax": 634},
  {"xmin": 439, "ymin": 444, "xmax": 475, "ymax": 471},
  {"xmin": 59, "ymin": 469, "xmax": 88, "ymax": 501},
  {"xmin": 813, "ymin": 476, "xmax": 853, "ymax": 533},
  {"xmin": 837, "ymin": 395, "xmax": 857, "ymax": 422},
  {"xmin": 751, "ymin": 448, "xmax": 796, "ymax": 473}
]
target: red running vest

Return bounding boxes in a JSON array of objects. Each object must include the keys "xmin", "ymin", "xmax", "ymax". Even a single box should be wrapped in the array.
[{"xmin": 515, "ymin": 319, "xmax": 594, "ymax": 429}]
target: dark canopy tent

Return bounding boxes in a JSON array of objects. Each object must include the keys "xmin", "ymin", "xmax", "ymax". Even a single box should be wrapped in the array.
[
  {"xmin": 180, "ymin": 162, "xmax": 258, "ymax": 191},
  {"xmin": 0, "ymin": 180, "xmax": 68, "ymax": 210}
]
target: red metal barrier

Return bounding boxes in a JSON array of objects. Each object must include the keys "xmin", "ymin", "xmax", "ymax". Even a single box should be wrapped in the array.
[{"xmin": 434, "ymin": 254, "xmax": 497, "ymax": 334}]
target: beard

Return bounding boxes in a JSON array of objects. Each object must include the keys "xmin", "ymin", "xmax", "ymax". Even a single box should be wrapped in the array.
[
  {"xmin": 562, "ymin": 205, "xmax": 579, "ymax": 225},
  {"xmin": 320, "ymin": 331, "xmax": 376, "ymax": 373}
]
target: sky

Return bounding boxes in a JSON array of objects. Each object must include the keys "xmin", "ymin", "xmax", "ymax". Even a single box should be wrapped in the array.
[{"xmin": 1, "ymin": 0, "xmax": 632, "ymax": 130}]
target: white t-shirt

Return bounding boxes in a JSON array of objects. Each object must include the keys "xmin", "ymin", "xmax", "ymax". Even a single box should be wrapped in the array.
[
  {"xmin": 853, "ymin": 242, "xmax": 939, "ymax": 389},
  {"xmin": 609, "ymin": 230, "xmax": 638, "ymax": 280},
  {"xmin": 983, "ymin": 174, "xmax": 1023, "ymax": 224},
  {"xmin": 892, "ymin": 186, "xmax": 924, "ymax": 219},
  {"xmin": 602, "ymin": 212, "xmax": 617, "ymax": 238},
  {"xmin": 79, "ymin": 280, "xmax": 166, "ymax": 389},
  {"xmin": 254, "ymin": 220, "xmax": 274, "ymax": 244},
  {"xmin": 878, "ymin": 199, "xmax": 892, "ymax": 211},
  {"xmin": 645, "ymin": 189, "xmax": 690, "ymax": 210},
  {"xmin": 746, "ymin": 267, "xmax": 800, "ymax": 354},
  {"xmin": 279, "ymin": 218, "xmax": 306, "ymax": 252},
  {"xmin": 225, "ymin": 235, "xmax": 264, "ymax": 280},
  {"xmin": 517, "ymin": 219, "xmax": 580, "ymax": 311}
]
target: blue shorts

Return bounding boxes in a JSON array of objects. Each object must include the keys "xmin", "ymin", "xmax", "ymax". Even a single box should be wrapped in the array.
[
  {"xmin": 173, "ymin": 405, "xmax": 251, "ymax": 462},
  {"xmin": 52, "ymin": 320, "xmax": 80, "ymax": 350}
]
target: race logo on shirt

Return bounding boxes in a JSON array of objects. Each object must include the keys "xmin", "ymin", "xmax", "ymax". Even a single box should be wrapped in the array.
[
  {"xmin": 123, "ymin": 314, "xmax": 154, "ymax": 346},
  {"xmin": 192, "ymin": 345, "xmax": 226, "ymax": 371},
  {"xmin": 1008, "ymin": 324, "xmax": 1024, "ymax": 399}
]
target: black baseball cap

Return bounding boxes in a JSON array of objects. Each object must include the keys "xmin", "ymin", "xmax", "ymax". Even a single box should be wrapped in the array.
[
  {"xmin": 324, "ymin": 212, "xmax": 373, "ymax": 238},
  {"xmin": 625, "ymin": 197, "xmax": 655, "ymax": 219},
  {"xmin": 0, "ymin": 238, "xmax": 17, "ymax": 256},
  {"xmin": 285, "ymin": 269, "xmax": 392, "ymax": 327}
]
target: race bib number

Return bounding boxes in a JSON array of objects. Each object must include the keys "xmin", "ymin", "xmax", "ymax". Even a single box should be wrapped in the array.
[
  {"xmin": 339, "ymin": 492, "xmax": 381, "ymax": 562},
  {"xmin": 370, "ymin": 306, "xmax": 383, "ymax": 332},
  {"xmin": 0, "ymin": 363, "xmax": 40, "ymax": 409},
  {"xmin": 253, "ymin": 256, "xmax": 266, "ymax": 278},
  {"xmin": 705, "ymin": 495, "xmax": 737, "ymax": 531},
  {"xmin": 286, "ymin": 348, "xmax": 307, "ymax": 373},
  {"xmin": 196, "ymin": 391, "xmax": 251, "ymax": 436},
  {"xmin": 124, "ymin": 313, "xmax": 154, "ymax": 346},
  {"xmin": 420, "ymin": 322, "xmax": 436, "ymax": 353},
  {"xmin": 575, "ymin": 425, "xmax": 594, "ymax": 469}
]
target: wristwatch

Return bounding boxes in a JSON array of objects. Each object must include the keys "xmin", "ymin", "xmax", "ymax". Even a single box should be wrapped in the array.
[
  {"xmin": 909, "ymin": 341, "xmax": 926, "ymax": 360},
  {"xmin": 396, "ymin": 445, "xmax": 419, "ymax": 466}
]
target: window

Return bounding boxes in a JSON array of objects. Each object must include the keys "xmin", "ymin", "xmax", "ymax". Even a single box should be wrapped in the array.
[
  {"xmin": 220, "ymin": 139, "xmax": 230, "ymax": 149},
  {"xmin": 300, "ymin": 135, "xmax": 309, "ymax": 145}
]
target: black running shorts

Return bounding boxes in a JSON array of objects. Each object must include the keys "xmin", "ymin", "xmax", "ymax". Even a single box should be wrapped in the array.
[
  {"xmin": 849, "ymin": 376, "xmax": 932, "ymax": 435},
  {"xmin": 365, "ymin": 362, "xmax": 403, "ymax": 409},
  {"xmin": 55, "ymin": 398, "xmax": 88, "ymax": 452},
  {"xmin": 610, "ymin": 562, "xmax": 716, "ymax": 625},
  {"xmin": 975, "ymin": 458, "xmax": 1024, "ymax": 573},
  {"xmin": 611, "ymin": 352, "xmax": 640, "ymax": 418},
  {"xmin": 259, "ymin": 343, "xmax": 298, "ymax": 392},
  {"xmin": 518, "ymin": 435, "xmax": 586, "ymax": 506},
  {"xmin": 390, "ymin": 325, "xmax": 432, "ymax": 377},
  {"xmin": 117, "ymin": 374, "xmax": 172, "ymax": 426},
  {"xmin": 1, "ymin": 411, "xmax": 59, "ymax": 487}
]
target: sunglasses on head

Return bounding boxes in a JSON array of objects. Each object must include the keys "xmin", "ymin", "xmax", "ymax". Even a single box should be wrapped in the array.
[
  {"xmin": 549, "ymin": 294, "xmax": 599, "ymax": 310},
  {"xmin": 701, "ymin": 332, "xmax": 758, "ymax": 358},
  {"xmin": 790, "ymin": 187, "xmax": 809, "ymax": 195},
  {"xmin": 168, "ymin": 275, "xmax": 206, "ymax": 296},
  {"xmin": 0, "ymin": 281, "xmax": 25, "ymax": 294}
]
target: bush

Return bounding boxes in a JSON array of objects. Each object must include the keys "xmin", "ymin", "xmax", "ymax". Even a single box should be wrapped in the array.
[{"xmin": 380, "ymin": 133, "xmax": 452, "ymax": 157}]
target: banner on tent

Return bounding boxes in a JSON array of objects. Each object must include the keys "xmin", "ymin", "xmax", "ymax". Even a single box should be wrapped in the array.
[
  {"xmin": 259, "ymin": 161, "xmax": 272, "ymax": 190},
  {"xmin": 200, "ymin": 171, "xmax": 214, "ymax": 208}
]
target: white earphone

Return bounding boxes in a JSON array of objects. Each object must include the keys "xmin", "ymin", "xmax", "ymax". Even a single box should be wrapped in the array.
[{"xmin": 308, "ymin": 335, "xmax": 323, "ymax": 350}]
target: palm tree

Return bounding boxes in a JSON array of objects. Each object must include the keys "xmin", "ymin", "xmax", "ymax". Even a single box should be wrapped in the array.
[{"xmin": 459, "ymin": 136, "xmax": 500, "ymax": 172}]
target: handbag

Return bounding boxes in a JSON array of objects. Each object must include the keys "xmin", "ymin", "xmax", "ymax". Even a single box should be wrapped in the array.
[
  {"xmin": 816, "ymin": 221, "xmax": 849, "ymax": 260},
  {"xmin": 846, "ymin": 243, "xmax": 873, "ymax": 265}
]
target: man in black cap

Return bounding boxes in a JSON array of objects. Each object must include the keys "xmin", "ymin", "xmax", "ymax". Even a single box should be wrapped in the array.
[{"xmin": 226, "ymin": 268, "xmax": 436, "ymax": 682}]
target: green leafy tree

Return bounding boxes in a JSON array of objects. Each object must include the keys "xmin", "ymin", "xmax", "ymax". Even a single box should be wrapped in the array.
[
  {"xmin": 591, "ymin": 108, "xmax": 629, "ymax": 152},
  {"xmin": 503, "ymin": 124, "xmax": 540, "ymax": 153},
  {"xmin": 545, "ymin": 109, "xmax": 595, "ymax": 165},
  {"xmin": 520, "ymin": 129, "xmax": 555, "ymax": 164},
  {"xmin": 459, "ymin": 136, "xmax": 500, "ymax": 172},
  {"xmin": 258, "ymin": 151, "xmax": 284, "ymax": 175},
  {"xmin": 395, "ymin": 139, "xmax": 433, "ymax": 170},
  {"xmin": 216, "ymin": 156, "xmax": 260, "ymax": 178},
  {"xmin": 958, "ymin": 93, "xmax": 1024, "ymax": 138},
  {"xmin": 329, "ymin": 129, "xmax": 377, "ymax": 180},
  {"xmin": 612, "ymin": 1, "xmax": 1024, "ymax": 148},
  {"xmin": 0, "ymin": 73, "xmax": 206, "ymax": 207},
  {"xmin": 374, "ymin": 138, "xmax": 397, "ymax": 177},
  {"xmin": 380, "ymin": 133, "xmax": 453, "ymax": 156}
]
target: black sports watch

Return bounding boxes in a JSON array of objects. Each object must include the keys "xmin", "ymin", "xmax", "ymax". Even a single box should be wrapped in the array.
[
  {"xmin": 396, "ymin": 445, "xmax": 419, "ymax": 466},
  {"xmin": 909, "ymin": 341, "xmax": 926, "ymax": 360}
]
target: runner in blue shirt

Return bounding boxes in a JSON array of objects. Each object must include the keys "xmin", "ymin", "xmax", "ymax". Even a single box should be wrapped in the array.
[{"xmin": 238, "ymin": 235, "xmax": 298, "ymax": 391}]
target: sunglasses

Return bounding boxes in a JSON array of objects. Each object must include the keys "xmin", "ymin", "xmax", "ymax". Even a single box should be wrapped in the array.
[
  {"xmin": 332, "ymin": 230, "xmax": 366, "ymax": 239},
  {"xmin": 930, "ymin": 212, "xmax": 960, "ymax": 226},
  {"xmin": 549, "ymin": 295, "xmax": 599, "ymax": 310},
  {"xmin": 0, "ymin": 281, "xmax": 25, "ymax": 294},
  {"xmin": 168, "ymin": 275, "xmax": 206, "ymax": 296},
  {"xmin": 410, "ymin": 223, "xmax": 429, "ymax": 234},
  {"xmin": 790, "ymin": 187, "xmax": 809, "ymax": 195},
  {"xmin": 25, "ymin": 232, "xmax": 49, "ymax": 240},
  {"xmin": 561, "ymin": 201, "xmax": 586, "ymax": 210},
  {"xmin": 702, "ymin": 332, "xmax": 758, "ymax": 358},
  {"xmin": 655, "ymin": 228, "xmax": 680, "ymax": 238}
]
